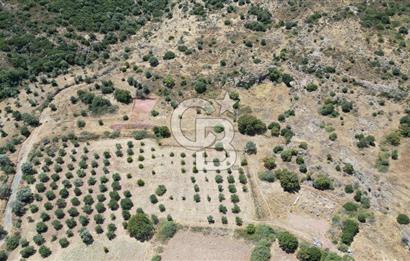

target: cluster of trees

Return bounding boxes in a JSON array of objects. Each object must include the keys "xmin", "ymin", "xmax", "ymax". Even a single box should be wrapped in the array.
[
  {"xmin": 268, "ymin": 67, "xmax": 294, "ymax": 87},
  {"xmin": 355, "ymin": 134, "xmax": 376, "ymax": 148},
  {"xmin": 153, "ymin": 126, "xmax": 171, "ymax": 138},
  {"xmin": 320, "ymin": 98, "xmax": 353, "ymax": 117},
  {"xmin": 245, "ymin": 5, "xmax": 272, "ymax": 32},
  {"xmin": 76, "ymin": 90, "xmax": 116, "ymax": 115},
  {"xmin": 358, "ymin": 2, "xmax": 410, "ymax": 30},
  {"xmin": 0, "ymin": 0, "xmax": 174, "ymax": 100}
]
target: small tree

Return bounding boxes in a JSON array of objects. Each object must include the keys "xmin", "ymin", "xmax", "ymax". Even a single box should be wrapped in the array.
[
  {"xmin": 244, "ymin": 141, "xmax": 257, "ymax": 154},
  {"xmin": 114, "ymin": 89, "xmax": 132, "ymax": 104},
  {"xmin": 397, "ymin": 214, "xmax": 410, "ymax": 225},
  {"xmin": 80, "ymin": 228, "xmax": 94, "ymax": 245},
  {"xmin": 275, "ymin": 169, "xmax": 300, "ymax": 193},
  {"xmin": 158, "ymin": 221, "xmax": 177, "ymax": 241},
  {"xmin": 39, "ymin": 245, "xmax": 52, "ymax": 258},
  {"xmin": 127, "ymin": 212, "xmax": 155, "ymax": 242},
  {"xmin": 278, "ymin": 231, "xmax": 298, "ymax": 253},
  {"xmin": 238, "ymin": 115, "xmax": 266, "ymax": 135}
]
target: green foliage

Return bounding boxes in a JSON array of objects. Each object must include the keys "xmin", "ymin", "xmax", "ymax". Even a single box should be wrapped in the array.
[
  {"xmin": 39, "ymin": 245, "xmax": 52, "ymax": 258},
  {"xmin": 157, "ymin": 221, "xmax": 177, "ymax": 241},
  {"xmin": 114, "ymin": 89, "xmax": 132, "ymax": 104},
  {"xmin": 163, "ymin": 51, "xmax": 176, "ymax": 60},
  {"xmin": 250, "ymin": 239, "xmax": 271, "ymax": 261},
  {"xmin": 0, "ymin": 0, "xmax": 174, "ymax": 99},
  {"xmin": 127, "ymin": 212, "xmax": 155, "ymax": 241},
  {"xmin": 313, "ymin": 175, "xmax": 333, "ymax": 190},
  {"xmin": 77, "ymin": 90, "xmax": 115, "ymax": 115},
  {"xmin": 397, "ymin": 213, "xmax": 410, "ymax": 225},
  {"xmin": 355, "ymin": 134, "xmax": 376, "ymax": 148},
  {"xmin": 20, "ymin": 246, "xmax": 36, "ymax": 258},
  {"xmin": 155, "ymin": 185, "xmax": 167, "ymax": 196},
  {"xmin": 341, "ymin": 219, "xmax": 359, "ymax": 245},
  {"xmin": 153, "ymin": 126, "xmax": 171, "ymax": 138},
  {"xmin": 244, "ymin": 141, "xmax": 257, "ymax": 154},
  {"xmin": 358, "ymin": 2, "xmax": 410, "ymax": 30},
  {"xmin": 6, "ymin": 234, "xmax": 20, "ymax": 251},
  {"xmin": 297, "ymin": 246, "xmax": 322, "ymax": 261},
  {"xmin": 277, "ymin": 231, "xmax": 298, "ymax": 253},
  {"xmin": 258, "ymin": 170, "xmax": 275, "ymax": 183},
  {"xmin": 238, "ymin": 114, "xmax": 267, "ymax": 136},
  {"xmin": 275, "ymin": 169, "xmax": 300, "ymax": 192},
  {"xmin": 79, "ymin": 228, "xmax": 94, "ymax": 245},
  {"xmin": 194, "ymin": 78, "xmax": 208, "ymax": 94},
  {"xmin": 133, "ymin": 130, "xmax": 147, "ymax": 140},
  {"xmin": 399, "ymin": 115, "xmax": 410, "ymax": 137},
  {"xmin": 263, "ymin": 157, "xmax": 276, "ymax": 170},
  {"xmin": 343, "ymin": 202, "xmax": 358, "ymax": 212}
]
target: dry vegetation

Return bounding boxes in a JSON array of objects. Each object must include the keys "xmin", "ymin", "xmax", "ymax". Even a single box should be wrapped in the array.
[{"xmin": 0, "ymin": 0, "xmax": 409, "ymax": 260}]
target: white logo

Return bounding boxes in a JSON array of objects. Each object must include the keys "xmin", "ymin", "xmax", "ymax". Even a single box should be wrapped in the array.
[{"xmin": 170, "ymin": 92, "xmax": 237, "ymax": 171}]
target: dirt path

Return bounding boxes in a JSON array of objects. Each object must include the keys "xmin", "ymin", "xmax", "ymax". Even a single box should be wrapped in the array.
[{"xmin": 2, "ymin": 116, "xmax": 49, "ymax": 231}]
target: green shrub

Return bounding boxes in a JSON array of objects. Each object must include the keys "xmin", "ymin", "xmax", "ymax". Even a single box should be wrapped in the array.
[
  {"xmin": 153, "ymin": 126, "xmax": 171, "ymax": 138},
  {"xmin": 340, "ymin": 219, "xmax": 359, "ymax": 245},
  {"xmin": 158, "ymin": 221, "xmax": 177, "ymax": 241},
  {"xmin": 194, "ymin": 78, "xmax": 208, "ymax": 94},
  {"xmin": 114, "ymin": 89, "xmax": 132, "ymax": 104},
  {"xmin": 127, "ymin": 212, "xmax": 155, "ymax": 242},
  {"xmin": 343, "ymin": 202, "xmax": 358, "ymax": 212},
  {"xmin": 397, "ymin": 214, "xmax": 410, "ymax": 225},
  {"xmin": 163, "ymin": 51, "xmax": 176, "ymax": 60},
  {"xmin": 238, "ymin": 115, "xmax": 267, "ymax": 136},
  {"xmin": 250, "ymin": 239, "xmax": 271, "ymax": 261},
  {"xmin": 258, "ymin": 171, "xmax": 275, "ymax": 183},
  {"xmin": 79, "ymin": 228, "xmax": 94, "ymax": 245},
  {"xmin": 297, "ymin": 246, "xmax": 322, "ymax": 261},
  {"xmin": 313, "ymin": 175, "xmax": 333, "ymax": 190},
  {"xmin": 277, "ymin": 231, "xmax": 298, "ymax": 253},
  {"xmin": 20, "ymin": 246, "xmax": 36, "ymax": 258},
  {"xmin": 275, "ymin": 169, "xmax": 300, "ymax": 192},
  {"xmin": 39, "ymin": 245, "xmax": 52, "ymax": 258}
]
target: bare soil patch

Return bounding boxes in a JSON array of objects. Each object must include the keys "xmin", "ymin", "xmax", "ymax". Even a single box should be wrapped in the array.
[{"xmin": 161, "ymin": 230, "xmax": 251, "ymax": 261}]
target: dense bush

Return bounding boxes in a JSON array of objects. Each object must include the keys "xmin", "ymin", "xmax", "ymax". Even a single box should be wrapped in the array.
[
  {"xmin": 258, "ymin": 170, "xmax": 275, "ymax": 183},
  {"xmin": 127, "ymin": 212, "xmax": 155, "ymax": 242},
  {"xmin": 250, "ymin": 239, "xmax": 271, "ymax": 261},
  {"xmin": 245, "ymin": 5, "xmax": 272, "ymax": 32},
  {"xmin": 238, "ymin": 115, "xmax": 266, "ymax": 136},
  {"xmin": 341, "ymin": 219, "xmax": 359, "ymax": 245},
  {"xmin": 278, "ymin": 231, "xmax": 298, "ymax": 253},
  {"xmin": 79, "ymin": 228, "xmax": 94, "ymax": 245},
  {"xmin": 158, "ymin": 221, "xmax": 177, "ymax": 241},
  {"xmin": 313, "ymin": 175, "xmax": 333, "ymax": 190},
  {"xmin": 275, "ymin": 169, "xmax": 300, "ymax": 192},
  {"xmin": 114, "ymin": 89, "xmax": 132, "ymax": 104},
  {"xmin": 153, "ymin": 126, "xmax": 171, "ymax": 138},
  {"xmin": 297, "ymin": 246, "xmax": 322, "ymax": 261},
  {"xmin": 397, "ymin": 214, "xmax": 410, "ymax": 225}
]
